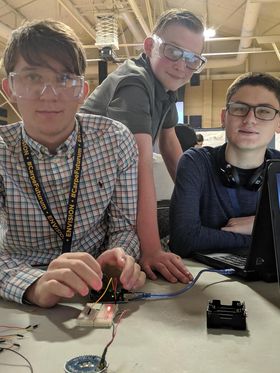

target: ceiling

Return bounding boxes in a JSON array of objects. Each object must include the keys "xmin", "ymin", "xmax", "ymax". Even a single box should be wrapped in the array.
[{"xmin": 0, "ymin": 0, "xmax": 279, "ymax": 85}]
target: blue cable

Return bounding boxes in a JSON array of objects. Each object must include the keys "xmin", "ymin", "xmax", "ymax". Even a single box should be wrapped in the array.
[{"xmin": 130, "ymin": 268, "xmax": 235, "ymax": 301}]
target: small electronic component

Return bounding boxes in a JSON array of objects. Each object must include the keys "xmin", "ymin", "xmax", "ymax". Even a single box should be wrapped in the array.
[
  {"xmin": 77, "ymin": 303, "xmax": 118, "ymax": 328},
  {"xmin": 207, "ymin": 299, "xmax": 247, "ymax": 330},
  {"xmin": 64, "ymin": 354, "xmax": 108, "ymax": 372},
  {"xmin": 89, "ymin": 286, "xmax": 129, "ymax": 303}
]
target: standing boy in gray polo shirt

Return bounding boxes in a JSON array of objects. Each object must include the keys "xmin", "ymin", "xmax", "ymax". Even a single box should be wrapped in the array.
[{"xmin": 81, "ymin": 9, "xmax": 206, "ymax": 283}]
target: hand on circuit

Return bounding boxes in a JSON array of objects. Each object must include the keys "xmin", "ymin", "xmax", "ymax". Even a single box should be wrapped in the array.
[
  {"xmin": 24, "ymin": 252, "xmax": 103, "ymax": 308},
  {"xmin": 221, "ymin": 215, "xmax": 255, "ymax": 235},
  {"xmin": 139, "ymin": 250, "xmax": 193, "ymax": 283},
  {"xmin": 97, "ymin": 247, "xmax": 146, "ymax": 291}
]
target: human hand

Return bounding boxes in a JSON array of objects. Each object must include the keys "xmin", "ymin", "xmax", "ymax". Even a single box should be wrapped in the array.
[
  {"xmin": 139, "ymin": 250, "xmax": 193, "ymax": 283},
  {"xmin": 24, "ymin": 252, "xmax": 103, "ymax": 308},
  {"xmin": 221, "ymin": 215, "xmax": 255, "ymax": 235},
  {"xmin": 97, "ymin": 247, "xmax": 146, "ymax": 291}
]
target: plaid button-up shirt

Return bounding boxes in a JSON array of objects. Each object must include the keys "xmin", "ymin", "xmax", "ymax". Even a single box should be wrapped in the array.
[{"xmin": 0, "ymin": 113, "xmax": 139, "ymax": 304}]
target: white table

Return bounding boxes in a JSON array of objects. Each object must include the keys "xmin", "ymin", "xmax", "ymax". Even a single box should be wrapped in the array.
[{"xmin": 1, "ymin": 260, "xmax": 280, "ymax": 373}]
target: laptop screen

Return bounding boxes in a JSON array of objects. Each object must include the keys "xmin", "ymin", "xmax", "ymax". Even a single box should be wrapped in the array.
[
  {"xmin": 277, "ymin": 173, "xmax": 280, "ymax": 207},
  {"xmin": 267, "ymin": 162, "xmax": 280, "ymax": 288}
]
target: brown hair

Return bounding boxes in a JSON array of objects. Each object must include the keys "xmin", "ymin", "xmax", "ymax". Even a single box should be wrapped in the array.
[
  {"xmin": 226, "ymin": 72, "xmax": 280, "ymax": 105},
  {"xmin": 3, "ymin": 19, "xmax": 86, "ymax": 75},
  {"xmin": 152, "ymin": 9, "xmax": 204, "ymax": 36}
]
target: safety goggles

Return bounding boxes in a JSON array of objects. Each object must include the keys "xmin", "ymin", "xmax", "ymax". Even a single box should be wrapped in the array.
[
  {"xmin": 8, "ymin": 69, "xmax": 84, "ymax": 100},
  {"xmin": 153, "ymin": 35, "xmax": 207, "ymax": 73}
]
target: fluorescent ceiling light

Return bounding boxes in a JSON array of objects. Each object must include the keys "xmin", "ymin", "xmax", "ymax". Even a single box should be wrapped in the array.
[{"xmin": 204, "ymin": 28, "xmax": 216, "ymax": 39}]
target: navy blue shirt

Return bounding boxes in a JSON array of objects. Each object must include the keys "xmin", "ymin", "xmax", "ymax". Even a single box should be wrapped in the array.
[{"xmin": 169, "ymin": 145, "xmax": 280, "ymax": 257}]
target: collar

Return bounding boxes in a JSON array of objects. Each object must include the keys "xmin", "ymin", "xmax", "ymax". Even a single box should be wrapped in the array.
[{"xmin": 21, "ymin": 119, "xmax": 79, "ymax": 160}]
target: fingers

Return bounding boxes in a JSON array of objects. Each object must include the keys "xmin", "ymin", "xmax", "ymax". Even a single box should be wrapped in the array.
[
  {"xmin": 153, "ymin": 262, "xmax": 178, "ymax": 283},
  {"xmin": 97, "ymin": 247, "xmax": 126, "ymax": 269},
  {"xmin": 97, "ymin": 248, "xmax": 146, "ymax": 290},
  {"xmin": 28, "ymin": 250, "xmax": 145, "ymax": 307},
  {"xmin": 39, "ymin": 276, "xmax": 75, "ymax": 299},
  {"xmin": 169, "ymin": 254, "xmax": 193, "ymax": 282},
  {"xmin": 133, "ymin": 270, "xmax": 146, "ymax": 289},
  {"xmin": 140, "ymin": 252, "xmax": 193, "ymax": 283},
  {"xmin": 119, "ymin": 255, "xmax": 146, "ymax": 290},
  {"xmin": 29, "ymin": 253, "xmax": 104, "ymax": 307},
  {"xmin": 44, "ymin": 267, "xmax": 97, "ymax": 297},
  {"xmin": 140, "ymin": 262, "xmax": 158, "ymax": 281},
  {"xmin": 49, "ymin": 252, "xmax": 103, "ymax": 292},
  {"xmin": 52, "ymin": 252, "xmax": 103, "ymax": 279},
  {"xmin": 221, "ymin": 226, "xmax": 232, "ymax": 232},
  {"xmin": 25, "ymin": 272, "xmax": 79, "ymax": 308}
]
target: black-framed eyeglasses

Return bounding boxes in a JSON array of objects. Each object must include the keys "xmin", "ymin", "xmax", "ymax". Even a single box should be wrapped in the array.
[
  {"xmin": 153, "ymin": 35, "xmax": 207, "ymax": 73},
  {"xmin": 226, "ymin": 102, "xmax": 280, "ymax": 121}
]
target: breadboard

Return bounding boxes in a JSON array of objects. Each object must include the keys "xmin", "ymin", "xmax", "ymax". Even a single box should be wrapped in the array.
[{"xmin": 77, "ymin": 303, "xmax": 118, "ymax": 328}]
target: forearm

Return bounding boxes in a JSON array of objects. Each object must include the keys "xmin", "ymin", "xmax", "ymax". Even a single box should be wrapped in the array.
[
  {"xmin": 159, "ymin": 128, "xmax": 182, "ymax": 181},
  {"xmin": 137, "ymin": 181, "xmax": 162, "ymax": 254},
  {"xmin": 169, "ymin": 225, "xmax": 251, "ymax": 257},
  {"xmin": 132, "ymin": 138, "xmax": 193, "ymax": 283},
  {"xmin": 134, "ymin": 134, "xmax": 163, "ymax": 254},
  {"xmin": 170, "ymin": 188, "xmax": 251, "ymax": 256}
]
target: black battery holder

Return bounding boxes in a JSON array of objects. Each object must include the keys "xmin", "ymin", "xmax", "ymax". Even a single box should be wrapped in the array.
[{"xmin": 207, "ymin": 299, "xmax": 247, "ymax": 330}]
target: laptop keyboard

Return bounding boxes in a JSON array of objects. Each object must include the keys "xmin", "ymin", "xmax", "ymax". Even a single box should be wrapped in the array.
[{"xmin": 214, "ymin": 254, "xmax": 247, "ymax": 268}]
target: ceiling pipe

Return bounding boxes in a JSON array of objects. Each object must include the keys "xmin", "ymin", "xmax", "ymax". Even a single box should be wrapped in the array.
[
  {"xmin": 119, "ymin": 22, "xmax": 130, "ymax": 58},
  {"xmin": 121, "ymin": 12, "xmax": 145, "ymax": 43},
  {"xmin": 84, "ymin": 47, "xmax": 275, "ymax": 78},
  {"xmin": 145, "ymin": 0, "xmax": 153, "ymax": 30},
  {"xmin": 256, "ymin": 35, "xmax": 280, "ymax": 43},
  {"xmin": 204, "ymin": 49, "xmax": 274, "ymax": 56},
  {"xmin": 83, "ymin": 34, "xmax": 280, "ymax": 49},
  {"xmin": 272, "ymin": 43, "xmax": 280, "ymax": 61},
  {"xmin": 0, "ymin": 22, "xmax": 13, "ymax": 40},
  {"xmin": 206, "ymin": 0, "xmax": 261, "ymax": 69},
  {"xmin": 57, "ymin": 0, "xmax": 96, "ymax": 40},
  {"xmin": 127, "ymin": 0, "xmax": 150, "ymax": 36}
]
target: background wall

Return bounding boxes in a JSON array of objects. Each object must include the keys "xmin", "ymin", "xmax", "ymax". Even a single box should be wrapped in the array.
[{"xmin": 185, "ymin": 78, "xmax": 233, "ymax": 128}]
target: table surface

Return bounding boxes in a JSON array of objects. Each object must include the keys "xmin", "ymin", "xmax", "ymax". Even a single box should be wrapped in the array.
[{"xmin": 1, "ymin": 260, "xmax": 280, "ymax": 373}]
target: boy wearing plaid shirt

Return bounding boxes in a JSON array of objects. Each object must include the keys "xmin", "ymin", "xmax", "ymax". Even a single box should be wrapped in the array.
[{"xmin": 0, "ymin": 19, "xmax": 145, "ymax": 308}]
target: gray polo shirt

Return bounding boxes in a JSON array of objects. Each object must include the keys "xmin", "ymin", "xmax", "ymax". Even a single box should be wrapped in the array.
[{"xmin": 81, "ymin": 54, "xmax": 178, "ymax": 144}]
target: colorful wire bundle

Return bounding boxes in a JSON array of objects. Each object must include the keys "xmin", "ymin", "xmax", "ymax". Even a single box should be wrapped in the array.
[{"xmin": 0, "ymin": 324, "xmax": 38, "ymax": 372}]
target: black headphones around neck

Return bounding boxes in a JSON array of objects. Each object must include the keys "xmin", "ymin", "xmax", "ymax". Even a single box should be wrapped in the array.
[{"xmin": 215, "ymin": 145, "xmax": 270, "ymax": 191}]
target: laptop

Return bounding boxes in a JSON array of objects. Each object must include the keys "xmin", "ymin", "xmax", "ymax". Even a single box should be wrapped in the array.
[{"xmin": 192, "ymin": 160, "xmax": 280, "ymax": 282}]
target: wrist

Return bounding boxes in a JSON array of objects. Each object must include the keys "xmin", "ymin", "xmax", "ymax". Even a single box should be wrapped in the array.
[
  {"xmin": 140, "ymin": 245, "xmax": 162, "ymax": 256},
  {"xmin": 23, "ymin": 282, "xmax": 37, "ymax": 305}
]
